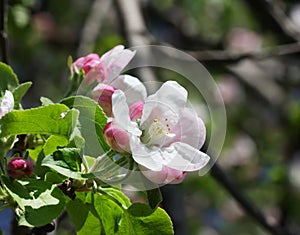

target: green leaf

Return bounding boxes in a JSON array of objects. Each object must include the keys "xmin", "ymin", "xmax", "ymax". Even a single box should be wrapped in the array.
[
  {"xmin": 100, "ymin": 187, "xmax": 131, "ymax": 208},
  {"xmin": 0, "ymin": 104, "xmax": 79, "ymax": 138},
  {"xmin": 12, "ymin": 82, "xmax": 32, "ymax": 109},
  {"xmin": 66, "ymin": 198, "xmax": 90, "ymax": 231},
  {"xmin": 98, "ymin": 187, "xmax": 172, "ymax": 235},
  {"xmin": 44, "ymin": 172, "xmax": 67, "ymax": 184},
  {"xmin": 27, "ymin": 145, "xmax": 43, "ymax": 162},
  {"xmin": 78, "ymin": 210, "xmax": 102, "ymax": 235},
  {"xmin": 67, "ymin": 189, "xmax": 173, "ymax": 235},
  {"xmin": 61, "ymin": 96, "xmax": 109, "ymax": 156},
  {"xmin": 47, "ymin": 148, "xmax": 81, "ymax": 171},
  {"xmin": 67, "ymin": 191, "xmax": 128, "ymax": 235},
  {"xmin": 0, "ymin": 62, "xmax": 19, "ymax": 93},
  {"xmin": 67, "ymin": 192, "xmax": 103, "ymax": 235},
  {"xmin": 0, "ymin": 135, "xmax": 16, "ymax": 159},
  {"xmin": 83, "ymin": 155, "xmax": 95, "ymax": 169},
  {"xmin": 42, "ymin": 148, "xmax": 91, "ymax": 179},
  {"xmin": 43, "ymin": 135, "xmax": 69, "ymax": 156},
  {"xmin": 2, "ymin": 177, "xmax": 65, "ymax": 227},
  {"xmin": 40, "ymin": 97, "xmax": 54, "ymax": 106},
  {"xmin": 91, "ymin": 193, "xmax": 123, "ymax": 235},
  {"xmin": 127, "ymin": 203, "xmax": 154, "ymax": 217},
  {"xmin": 67, "ymin": 55, "xmax": 73, "ymax": 69},
  {"xmin": 116, "ymin": 207, "xmax": 173, "ymax": 235},
  {"xmin": 68, "ymin": 124, "xmax": 85, "ymax": 149},
  {"xmin": 146, "ymin": 187, "xmax": 162, "ymax": 210}
]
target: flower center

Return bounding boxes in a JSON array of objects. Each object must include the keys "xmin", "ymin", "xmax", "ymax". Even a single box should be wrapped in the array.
[{"xmin": 141, "ymin": 117, "xmax": 174, "ymax": 146}]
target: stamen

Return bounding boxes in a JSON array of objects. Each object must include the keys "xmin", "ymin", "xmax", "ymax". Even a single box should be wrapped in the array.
[{"xmin": 141, "ymin": 116, "xmax": 174, "ymax": 145}]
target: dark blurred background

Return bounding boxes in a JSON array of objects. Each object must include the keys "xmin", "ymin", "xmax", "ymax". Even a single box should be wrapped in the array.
[{"xmin": 2, "ymin": 0, "xmax": 300, "ymax": 234}]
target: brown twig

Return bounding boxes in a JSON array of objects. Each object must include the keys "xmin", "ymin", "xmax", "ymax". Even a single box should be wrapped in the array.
[
  {"xmin": 187, "ymin": 42, "xmax": 300, "ymax": 64},
  {"xmin": 115, "ymin": 0, "xmax": 158, "ymax": 93},
  {"xmin": 244, "ymin": 0, "xmax": 300, "ymax": 42},
  {"xmin": 211, "ymin": 163, "xmax": 294, "ymax": 235},
  {"xmin": 77, "ymin": 0, "xmax": 112, "ymax": 56},
  {"xmin": 266, "ymin": 0, "xmax": 300, "ymax": 41}
]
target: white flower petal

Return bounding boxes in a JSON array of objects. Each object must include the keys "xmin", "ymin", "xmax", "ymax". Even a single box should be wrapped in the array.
[
  {"xmin": 111, "ymin": 90, "xmax": 141, "ymax": 136},
  {"xmin": 101, "ymin": 46, "xmax": 136, "ymax": 83},
  {"xmin": 111, "ymin": 75, "xmax": 147, "ymax": 105},
  {"xmin": 0, "ymin": 90, "xmax": 14, "ymax": 118},
  {"xmin": 130, "ymin": 135, "xmax": 163, "ymax": 171},
  {"xmin": 101, "ymin": 45, "xmax": 124, "ymax": 60},
  {"xmin": 112, "ymin": 90, "xmax": 130, "ymax": 129},
  {"xmin": 162, "ymin": 142, "xmax": 209, "ymax": 171},
  {"xmin": 141, "ymin": 81, "xmax": 187, "ymax": 125},
  {"xmin": 165, "ymin": 108, "xmax": 206, "ymax": 149}
]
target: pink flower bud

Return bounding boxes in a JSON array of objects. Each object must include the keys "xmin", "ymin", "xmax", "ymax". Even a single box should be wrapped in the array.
[
  {"xmin": 139, "ymin": 165, "xmax": 187, "ymax": 184},
  {"xmin": 7, "ymin": 157, "xmax": 34, "ymax": 179},
  {"xmin": 93, "ymin": 84, "xmax": 116, "ymax": 117},
  {"xmin": 72, "ymin": 53, "xmax": 100, "ymax": 73},
  {"xmin": 129, "ymin": 101, "xmax": 144, "ymax": 121},
  {"xmin": 72, "ymin": 53, "xmax": 106, "ymax": 84},
  {"xmin": 103, "ymin": 122, "xmax": 131, "ymax": 152}
]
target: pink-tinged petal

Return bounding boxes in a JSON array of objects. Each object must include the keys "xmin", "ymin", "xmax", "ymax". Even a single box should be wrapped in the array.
[
  {"xmin": 139, "ymin": 164, "xmax": 168, "ymax": 184},
  {"xmin": 111, "ymin": 75, "xmax": 147, "ymax": 105},
  {"xmin": 141, "ymin": 81, "xmax": 187, "ymax": 127},
  {"xmin": 162, "ymin": 142, "xmax": 210, "ymax": 172},
  {"xmin": 166, "ymin": 167, "xmax": 187, "ymax": 184},
  {"xmin": 103, "ymin": 121, "xmax": 130, "ymax": 152},
  {"xmin": 85, "ymin": 62, "xmax": 106, "ymax": 83},
  {"xmin": 129, "ymin": 101, "xmax": 144, "ymax": 121},
  {"xmin": 101, "ymin": 45, "xmax": 124, "ymax": 61},
  {"xmin": 165, "ymin": 108, "xmax": 206, "ymax": 149},
  {"xmin": 72, "ymin": 53, "xmax": 100, "ymax": 73},
  {"xmin": 71, "ymin": 53, "xmax": 106, "ymax": 83},
  {"xmin": 101, "ymin": 46, "xmax": 136, "ymax": 84},
  {"xmin": 93, "ymin": 84, "xmax": 116, "ymax": 116},
  {"xmin": 111, "ymin": 90, "xmax": 141, "ymax": 136},
  {"xmin": 130, "ymin": 135, "xmax": 163, "ymax": 171},
  {"xmin": 139, "ymin": 165, "xmax": 186, "ymax": 184},
  {"xmin": 0, "ymin": 90, "xmax": 14, "ymax": 118}
]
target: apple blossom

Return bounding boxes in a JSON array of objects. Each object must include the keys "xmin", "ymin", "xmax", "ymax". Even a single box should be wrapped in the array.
[
  {"xmin": 72, "ymin": 45, "xmax": 135, "ymax": 84},
  {"xmin": 109, "ymin": 81, "xmax": 210, "ymax": 184},
  {"xmin": 7, "ymin": 157, "xmax": 34, "ymax": 179},
  {"xmin": 0, "ymin": 90, "xmax": 14, "ymax": 118},
  {"xmin": 103, "ymin": 121, "xmax": 131, "ymax": 153},
  {"xmin": 92, "ymin": 74, "xmax": 147, "ymax": 117}
]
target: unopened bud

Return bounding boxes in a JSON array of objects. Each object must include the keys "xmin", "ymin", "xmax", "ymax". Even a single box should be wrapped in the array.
[
  {"xmin": 103, "ymin": 122, "xmax": 130, "ymax": 152},
  {"xmin": 7, "ymin": 157, "xmax": 34, "ymax": 179},
  {"xmin": 93, "ymin": 84, "xmax": 116, "ymax": 117},
  {"xmin": 71, "ymin": 53, "xmax": 106, "ymax": 83}
]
